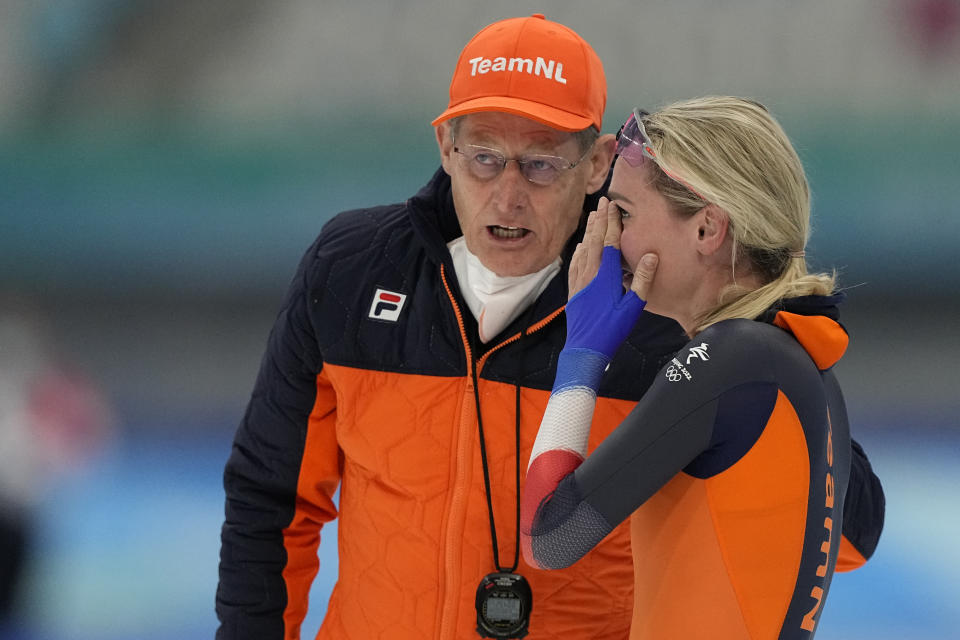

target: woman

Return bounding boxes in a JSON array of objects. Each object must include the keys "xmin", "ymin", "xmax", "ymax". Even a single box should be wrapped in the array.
[{"xmin": 521, "ymin": 97, "xmax": 875, "ymax": 639}]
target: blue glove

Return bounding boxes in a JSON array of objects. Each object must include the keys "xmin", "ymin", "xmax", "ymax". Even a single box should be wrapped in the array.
[{"xmin": 564, "ymin": 245, "xmax": 647, "ymax": 360}]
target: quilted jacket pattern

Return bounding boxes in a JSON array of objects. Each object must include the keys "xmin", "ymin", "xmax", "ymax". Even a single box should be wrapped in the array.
[{"xmin": 216, "ymin": 167, "xmax": 692, "ymax": 640}]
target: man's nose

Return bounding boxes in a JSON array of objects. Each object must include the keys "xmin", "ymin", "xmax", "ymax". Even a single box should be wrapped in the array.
[{"xmin": 492, "ymin": 160, "xmax": 528, "ymax": 214}]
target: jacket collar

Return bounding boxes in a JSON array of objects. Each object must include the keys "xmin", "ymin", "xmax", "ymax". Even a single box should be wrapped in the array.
[{"xmin": 760, "ymin": 294, "xmax": 849, "ymax": 370}]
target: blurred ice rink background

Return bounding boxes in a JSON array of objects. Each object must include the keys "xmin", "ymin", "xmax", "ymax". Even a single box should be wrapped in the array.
[{"xmin": 1, "ymin": 1, "xmax": 958, "ymax": 638}]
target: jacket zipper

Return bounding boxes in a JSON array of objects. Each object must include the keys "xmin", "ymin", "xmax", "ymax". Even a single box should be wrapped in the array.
[
  {"xmin": 475, "ymin": 307, "xmax": 565, "ymax": 371},
  {"xmin": 436, "ymin": 264, "xmax": 563, "ymax": 640}
]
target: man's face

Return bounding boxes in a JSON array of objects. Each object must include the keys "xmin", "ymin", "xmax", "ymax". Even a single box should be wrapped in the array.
[{"xmin": 437, "ymin": 112, "xmax": 611, "ymax": 277}]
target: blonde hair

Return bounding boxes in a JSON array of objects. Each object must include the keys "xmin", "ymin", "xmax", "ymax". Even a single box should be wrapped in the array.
[{"xmin": 639, "ymin": 96, "xmax": 835, "ymax": 333}]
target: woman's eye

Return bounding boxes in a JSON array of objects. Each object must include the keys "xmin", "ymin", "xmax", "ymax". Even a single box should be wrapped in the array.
[{"xmin": 615, "ymin": 203, "xmax": 630, "ymax": 219}]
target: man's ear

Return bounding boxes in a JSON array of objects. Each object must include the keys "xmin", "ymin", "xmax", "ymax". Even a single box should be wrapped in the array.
[
  {"xmin": 436, "ymin": 122, "xmax": 455, "ymax": 176},
  {"xmin": 584, "ymin": 133, "xmax": 616, "ymax": 194},
  {"xmin": 696, "ymin": 204, "xmax": 730, "ymax": 256}
]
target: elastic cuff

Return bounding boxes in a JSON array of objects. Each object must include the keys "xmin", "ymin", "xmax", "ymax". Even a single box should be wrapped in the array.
[{"xmin": 554, "ymin": 348, "xmax": 609, "ymax": 392}]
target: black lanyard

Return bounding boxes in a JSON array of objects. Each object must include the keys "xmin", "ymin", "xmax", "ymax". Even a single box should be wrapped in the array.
[
  {"xmin": 469, "ymin": 305, "xmax": 539, "ymax": 640},
  {"xmin": 471, "ymin": 314, "xmax": 534, "ymax": 573},
  {"xmin": 471, "ymin": 360, "xmax": 520, "ymax": 573}
]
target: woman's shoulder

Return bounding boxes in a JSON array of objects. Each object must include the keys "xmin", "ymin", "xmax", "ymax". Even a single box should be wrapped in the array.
[
  {"xmin": 692, "ymin": 317, "xmax": 788, "ymax": 358},
  {"xmin": 698, "ymin": 317, "xmax": 805, "ymax": 354},
  {"xmin": 690, "ymin": 316, "xmax": 826, "ymax": 390},
  {"xmin": 670, "ymin": 318, "xmax": 811, "ymax": 386}
]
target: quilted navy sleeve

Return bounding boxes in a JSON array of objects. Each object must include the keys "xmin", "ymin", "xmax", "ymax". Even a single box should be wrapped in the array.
[
  {"xmin": 216, "ymin": 235, "xmax": 335, "ymax": 639},
  {"xmin": 837, "ymin": 438, "xmax": 885, "ymax": 570}
]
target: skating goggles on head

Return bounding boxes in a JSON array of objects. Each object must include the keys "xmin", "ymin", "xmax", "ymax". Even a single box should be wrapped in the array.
[
  {"xmin": 452, "ymin": 143, "xmax": 590, "ymax": 186},
  {"xmin": 616, "ymin": 109, "xmax": 707, "ymax": 201}
]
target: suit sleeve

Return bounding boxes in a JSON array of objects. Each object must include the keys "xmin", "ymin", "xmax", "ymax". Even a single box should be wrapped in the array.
[
  {"xmin": 521, "ymin": 323, "xmax": 786, "ymax": 571},
  {"xmin": 521, "ymin": 345, "xmax": 726, "ymax": 570},
  {"xmin": 836, "ymin": 437, "xmax": 885, "ymax": 571},
  {"xmin": 216, "ymin": 238, "xmax": 341, "ymax": 640}
]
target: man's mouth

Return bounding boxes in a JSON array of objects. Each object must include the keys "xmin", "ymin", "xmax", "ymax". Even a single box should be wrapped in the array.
[{"xmin": 488, "ymin": 225, "xmax": 530, "ymax": 239}]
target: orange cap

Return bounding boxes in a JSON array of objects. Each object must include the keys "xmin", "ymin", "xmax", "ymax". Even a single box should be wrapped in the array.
[{"xmin": 431, "ymin": 14, "xmax": 606, "ymax": 132}]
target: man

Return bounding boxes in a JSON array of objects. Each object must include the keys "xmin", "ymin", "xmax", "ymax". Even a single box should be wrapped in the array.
[{"xmin": 216, "ymin": 14, "xmax": 884, "ymax": 640}]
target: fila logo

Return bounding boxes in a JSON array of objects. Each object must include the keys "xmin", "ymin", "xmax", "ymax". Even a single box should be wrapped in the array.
[
  {"xmin": 468, "ymin": 56, "xmax": 567, "ymax": 84},
  {"xmin": 368, "ymin": 288, "xmax": 407, "ymax": 322},
  {"xmin": 686, "ymin": 342, "xmax": 710, "ymax": 365}
]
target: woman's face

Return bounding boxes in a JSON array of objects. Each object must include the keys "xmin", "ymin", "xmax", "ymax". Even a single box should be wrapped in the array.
[{"xmin": 607, "ymin": 158, "xmax": 702, "ymax": 315}]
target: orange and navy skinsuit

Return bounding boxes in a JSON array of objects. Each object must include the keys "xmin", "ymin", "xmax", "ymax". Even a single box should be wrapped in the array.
[
  {"xmin": 216, "ymin": 168, "xmax": 883, "ymax": 640},
  {"xmin": 522, "ymin": 295, "xmax": 883, "ymax": 639}
]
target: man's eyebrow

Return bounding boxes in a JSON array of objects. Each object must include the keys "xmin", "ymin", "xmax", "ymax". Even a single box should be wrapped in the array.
[{"xmin": 606, "ymin": 190, "xmax": 634, "ymax": 205}]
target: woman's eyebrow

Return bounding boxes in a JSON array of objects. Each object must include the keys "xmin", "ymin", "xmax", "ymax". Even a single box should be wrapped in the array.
[{"xmin": 606, "ymin": 190, "xmax": 634, "ymax": 205}]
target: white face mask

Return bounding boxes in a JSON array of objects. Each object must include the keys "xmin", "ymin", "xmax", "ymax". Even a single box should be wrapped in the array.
[{"xmin": 448, "ymin": 237, "xmax": 560, "ymax": 343}]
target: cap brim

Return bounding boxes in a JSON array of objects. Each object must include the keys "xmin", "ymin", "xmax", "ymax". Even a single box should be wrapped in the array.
[{"xmin": 431, "ymin": 96, "xmax": 595, "ymax": 132}]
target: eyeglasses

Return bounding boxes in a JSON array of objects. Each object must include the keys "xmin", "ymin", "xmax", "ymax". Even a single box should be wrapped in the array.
[
  {"xmin": 616, "ymin": 108, "xmax": 708, "ymax": 202},
  {"xmin": 452, "ymin": 143, "xmax": 590, "ymax": 186}
]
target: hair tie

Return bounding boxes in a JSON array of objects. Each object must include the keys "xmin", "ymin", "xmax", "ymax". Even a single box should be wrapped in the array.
[{"xmin": 789, "ymin": 250, "xmax": 805, "ymax": 259}]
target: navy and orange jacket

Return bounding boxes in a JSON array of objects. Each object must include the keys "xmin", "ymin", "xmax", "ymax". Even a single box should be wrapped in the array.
[
  {"xmin": 216, "ymin": 168, "xmax": 884, "ymax": 640},
  {"xmin": 522, "ymin": 296, "xmax": 884, "ymax": 639}
]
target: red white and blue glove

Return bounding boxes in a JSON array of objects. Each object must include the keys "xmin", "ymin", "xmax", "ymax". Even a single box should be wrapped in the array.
[{"xmin": 564, "ymin": 244, "xmax": 647, "ymax": 363}]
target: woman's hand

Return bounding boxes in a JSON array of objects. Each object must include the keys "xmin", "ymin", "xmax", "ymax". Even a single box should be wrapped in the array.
[
  {"xmin": 569, "ymin": 197, "xmax": 659, "ymax": 301},
  {"xmin": 569, "ymin": 197, "xmax": 621, "ymax": 298},
  {"xmin": 563, "ymin": 197, "xmax": 659, "ymax": 360}
]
